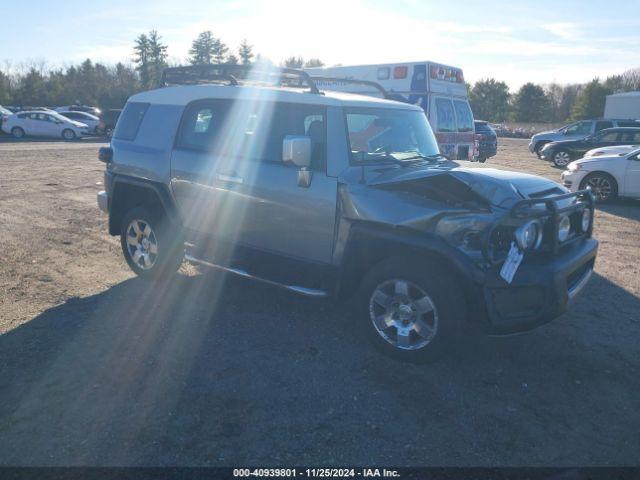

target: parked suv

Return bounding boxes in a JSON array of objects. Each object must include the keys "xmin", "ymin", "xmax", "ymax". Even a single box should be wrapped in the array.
[
  {"xmin": 529, "ymin": 119, "xmax": 640, "ymax": 156},
  {"xmin": 97, "ymin": 65, "xmax": 597, "ymax": 363},
  {"xmin": 540, "ymin": 127, "xmax": 640, "ymax": 167},
  {"xmin": 474, "ymin": 120, "xmax": 497, "ymax": 162}
]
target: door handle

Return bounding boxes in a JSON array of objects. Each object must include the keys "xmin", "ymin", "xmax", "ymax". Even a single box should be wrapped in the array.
[{"xmin": 217, "ymin": 173, "xmax": 244, "ymax": 184}]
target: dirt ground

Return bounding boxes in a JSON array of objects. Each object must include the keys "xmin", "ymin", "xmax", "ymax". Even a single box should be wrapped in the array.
[{"xmin": 0, "ymin": 137, "xmax": 639, "ymax": 466}]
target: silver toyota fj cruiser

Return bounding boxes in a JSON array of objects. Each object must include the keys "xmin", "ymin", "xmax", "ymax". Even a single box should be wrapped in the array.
[{"xmin": 97, "ymin": 65, "xmax": 597, "ymax": 362}]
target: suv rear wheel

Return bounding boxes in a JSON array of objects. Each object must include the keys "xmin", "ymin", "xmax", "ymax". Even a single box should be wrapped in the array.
[
  {"xmin": 552, "ymin": 149, "xmax": 572, "ymax": 167},
  {"xmin": 120, "ymin": 206, "xmax": 183, "ymax": 280},
  {"xmin": 357, "ymin": 257, "xmax": 462, "ymax": 363}
]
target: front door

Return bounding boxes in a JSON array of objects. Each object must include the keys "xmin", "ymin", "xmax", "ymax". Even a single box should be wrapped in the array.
[{"xmin": 170, "ymin": 98, "xmax": 337, "ymax": 267}]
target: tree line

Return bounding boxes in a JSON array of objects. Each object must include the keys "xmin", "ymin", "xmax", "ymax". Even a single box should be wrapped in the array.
[
  {"xmin": 0, "ymin": 29, "xmax": 325, "ymax": 111},
  {"xmin": 469, "ymin": 69, "xmax": 640, "ymax": 124},
  {"xmin": 0, "ymin": 27, "xmax": 638, "ymax": 123}
]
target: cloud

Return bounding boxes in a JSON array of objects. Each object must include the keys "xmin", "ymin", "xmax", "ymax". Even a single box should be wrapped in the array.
[{"xmin": 542, "ymin": 22, "xmax": 582, "ymax": 40}]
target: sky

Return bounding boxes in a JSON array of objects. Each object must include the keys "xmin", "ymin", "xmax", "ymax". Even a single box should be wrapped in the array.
[{"xmin": 1, "ymin": 0, "xmax": 639, "ymax": 89}]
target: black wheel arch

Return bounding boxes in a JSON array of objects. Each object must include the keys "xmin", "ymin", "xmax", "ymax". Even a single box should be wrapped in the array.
[
  {"xmin": 108, "ymin": 175, "xmax": 180, "ymax": 235},
  {"xmin": 335, "ymin": 222, "xmax": 486, "ymax": 314}
]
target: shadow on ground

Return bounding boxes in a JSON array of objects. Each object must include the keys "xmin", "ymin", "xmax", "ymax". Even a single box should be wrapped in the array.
[
  {"xmin": 0, "ymin": 270, "xmax": 639, "ymax": 466},
  {"xmin": 597, "ymin": 198, "xmax": 640, "ymax": 221}
]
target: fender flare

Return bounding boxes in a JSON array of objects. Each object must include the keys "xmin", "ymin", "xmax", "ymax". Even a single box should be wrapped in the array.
[{"xmin": 108, "ymin": 174, "xmax": 180, "ymax": 235}]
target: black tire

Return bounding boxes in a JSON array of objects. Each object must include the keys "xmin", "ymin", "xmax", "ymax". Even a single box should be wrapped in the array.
[
  {"xmin": 120, "ymin": 206, "xmax": 184, "ymax": 280},
  {"xmin": 62, "ymin": 129, "xmax": 76, "ymax": 141},
  {"xmin": 356, "ymin": 257, "xmax": 464, "ymax": 363},
  {"xmin": 580, "ymin": 172, "xmax": 618, "ymax": 203},
  {"xmin": 11, "ymin": 127, "xmax": 25, "ymax": 139},
  {"xmin": 552, "ymin": 149, "xmax": 572, "ymax": 167},
  {"xmin": 477, "ymin": 157, "xmax": 487, "ymax": 163}
]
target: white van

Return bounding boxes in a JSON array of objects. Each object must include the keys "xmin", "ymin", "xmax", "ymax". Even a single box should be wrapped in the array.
[{"xmin": 305, "ymin": 61, "xmax": 476, "ymax": 161}]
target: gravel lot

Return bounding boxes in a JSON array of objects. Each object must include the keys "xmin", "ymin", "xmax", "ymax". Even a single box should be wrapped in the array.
[{"xmin": 0, "ymin": 137, "xmax": 639, "ymax": 466}]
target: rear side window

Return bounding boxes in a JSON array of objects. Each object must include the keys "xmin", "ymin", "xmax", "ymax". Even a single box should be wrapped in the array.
[
  {"xmin": 453, "ymin": 100, "xmax": 473, "ymax": 132},
  {"xmin": 617, "ymin": 121, "xmax": 640, "ymax": 128},
  {"xmin": 620, "ymin": 131, "xmax": 640, "ymax": 143},
  {"xmin": 595, "ymin": 121, "xmax": 613, "ymax": 131},
  {"xmin": 177, "ymin": 100, "xmax": 326, "ymax": 169},
  {"xmin": 599, "ymin": 131, "xmax": 620, "ymax": 142},
  {"xmin": 114, "ymin": 102, "xmax": 149, "ymax": 141},
  {"xmin": 435, "ymin": 98, "xmax": 455, "ymax": 132},
  {"xmin": 177, "ymin": 103, "xmax": 229, "ymax": 150}
]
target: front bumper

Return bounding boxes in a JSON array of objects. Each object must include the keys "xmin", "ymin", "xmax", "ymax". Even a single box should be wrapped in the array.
[
  {"xmin": 97, "ymin": 190, "xmax": 109, "ymax": 213},
  {"xmin": 560, "ymin": 170, "xmax": 586, "ymax": 192},
  {"xmin": 528, "ymin": 141, "xmax": 535, "ymax": 153},
  {"xmin": 480, "ymin": 238, "xmax": 598, "ymax": 334},
  {"xmin": 539, "ymin": 149, "xmax": 553, "ymax": 161}
]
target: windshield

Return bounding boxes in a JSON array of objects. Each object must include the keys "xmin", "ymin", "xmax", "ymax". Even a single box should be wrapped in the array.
[{"xmin": 345, "ymin": 107, "xmax": 440, "ymax": 164}]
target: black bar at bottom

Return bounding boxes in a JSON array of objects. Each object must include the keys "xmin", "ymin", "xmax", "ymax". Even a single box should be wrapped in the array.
[{"xmin": 0, "ymin": 467, "xmax": 638, "ymax": 480}]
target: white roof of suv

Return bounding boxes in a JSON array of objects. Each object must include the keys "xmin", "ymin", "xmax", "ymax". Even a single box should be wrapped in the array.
[{"xmin": 130, "ymin": 84, "xmax": 422, "ymax": 111}]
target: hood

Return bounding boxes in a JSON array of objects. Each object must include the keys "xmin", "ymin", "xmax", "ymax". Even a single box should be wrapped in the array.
[
  {"xmin": 534, "ymin": 130, "xmax": 558, "ymax": 138},
  {"xmin": 585, "ymin": 145, "xmax": 639, "ymax": 158},
  {"xmin": 573, "ymin": 155, "xmax": 622, "ymax": 167},
  {"xmin": 344, "ymin": 164, "xmax": 562, "ymax": 208}
]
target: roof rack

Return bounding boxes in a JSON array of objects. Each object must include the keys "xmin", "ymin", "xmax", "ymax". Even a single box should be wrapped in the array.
[
  {"xmin": 310, "ymin": 76, "xmax": 390, "ymax": 99},
  {"xmin": 159, "ymin": 64, "xmax": 320, "ymax": 94}
]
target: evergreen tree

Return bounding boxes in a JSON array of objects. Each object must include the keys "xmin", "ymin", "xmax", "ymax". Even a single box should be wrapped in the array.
[
  {"xmin": 189, "ymin": 31, "xmax": 217, "ymax": 65},
  {"xmin": 571, "ymin": 79, "xmax": 611, "ymax": 120},
  {"xmin": 238, "ymin": 39, "xmax": 254, "ymax": 65},
  {"xmin": 148, "ymin": 30, "xmax": 168, "ymax": 87},
  {"xmin": 226, "ymin": 54, "xmax": 239, "ymax": 65},
  {"xmin": 0, "ymin": 70, "xmax": 12, "ymax": 104},
  {"xmin": 212, "ymin": 37, "xmax": 228, "ymax": 64},
  {"xmin": 304, "ymin": 58, "xmax": 324, "ymax": 68},
  {"xmin": 283, "ymin": 56, "xmax": 304, "ymax": 68},
  {"xmin": 512, "ymin": 83, "xmax": 550, "ymax": 122},
  {"xmin": 133, "ymin": 33, "xmax": 151, "ymax": 88},
  {"xmin": 469, "ymin": 78, "xmax": 510, "ymax": 122}
]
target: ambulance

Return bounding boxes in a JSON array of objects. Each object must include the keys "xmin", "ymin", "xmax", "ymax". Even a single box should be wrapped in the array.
[{"xmin": 305, "ymin": 61, "xmax": 476, "ymax": 161}]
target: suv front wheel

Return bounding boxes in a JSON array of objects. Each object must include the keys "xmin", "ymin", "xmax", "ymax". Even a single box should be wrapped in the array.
[
  {"xmin": 120, "ymin": 207, "xmax": 183, "ymax": 280},
  {"xmin": 357, "ymin": 257, "xmax": 463, "ymax": 363}
]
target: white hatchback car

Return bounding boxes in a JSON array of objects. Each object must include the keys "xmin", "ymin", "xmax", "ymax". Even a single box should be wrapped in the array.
[
  {"xmin": 562, "ymin": 147, "xmax": 640, "ymax": 202},
  {"xmin": 1, "ymin": 110, "xmax": 90, "ymax": 140}
]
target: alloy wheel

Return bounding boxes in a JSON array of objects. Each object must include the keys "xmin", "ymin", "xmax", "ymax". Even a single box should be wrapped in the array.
[
  {"xmin": 368, "ymin": 279, "xmax": 439, "ymax": 350},
  {"xmin": 586, "ymin": 176, "xmax": 613, "ymax": 202},
  {"xmin": 554, "ymin": 151, "xmax": 571, "ymax": 166},
  {"xmin": 125, "ymin": 219, "xmax": 158, "ymax": 270}
]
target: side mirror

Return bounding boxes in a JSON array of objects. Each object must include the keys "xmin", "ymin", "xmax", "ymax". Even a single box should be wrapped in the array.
[{"xmin": 282, "ymin": 135, "xmax": 311, "ymax": 168}]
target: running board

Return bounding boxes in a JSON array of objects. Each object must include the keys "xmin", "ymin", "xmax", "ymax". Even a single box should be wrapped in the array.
[{"xmin": 184, "ymin": 253, "xmax": 328, "ymax": 298}]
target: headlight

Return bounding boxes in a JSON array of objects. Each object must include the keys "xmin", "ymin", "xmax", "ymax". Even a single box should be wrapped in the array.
[
  {"xmin": 558, "ymin": 215, "xmax": 571, "ymax": 242},
  {"xmin": 514, "ymin": 220, "xmax": 542, "ymax": 250},
  {"xmin": 581, "ymin": 209, "xmax": 591, "ymax": 232},
  {"xmin": 568, "ymin": 162, "xmax": 581, "ymax": 172}
]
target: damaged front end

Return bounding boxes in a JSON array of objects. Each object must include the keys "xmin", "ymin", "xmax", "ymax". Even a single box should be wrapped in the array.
[
  {"xmin": 338, "ymin": 163, "xmax": 598, "ymax": 334},
  {"xmin": 338, "ymin": 164, "xmax": 595, "ymax": 268}
]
